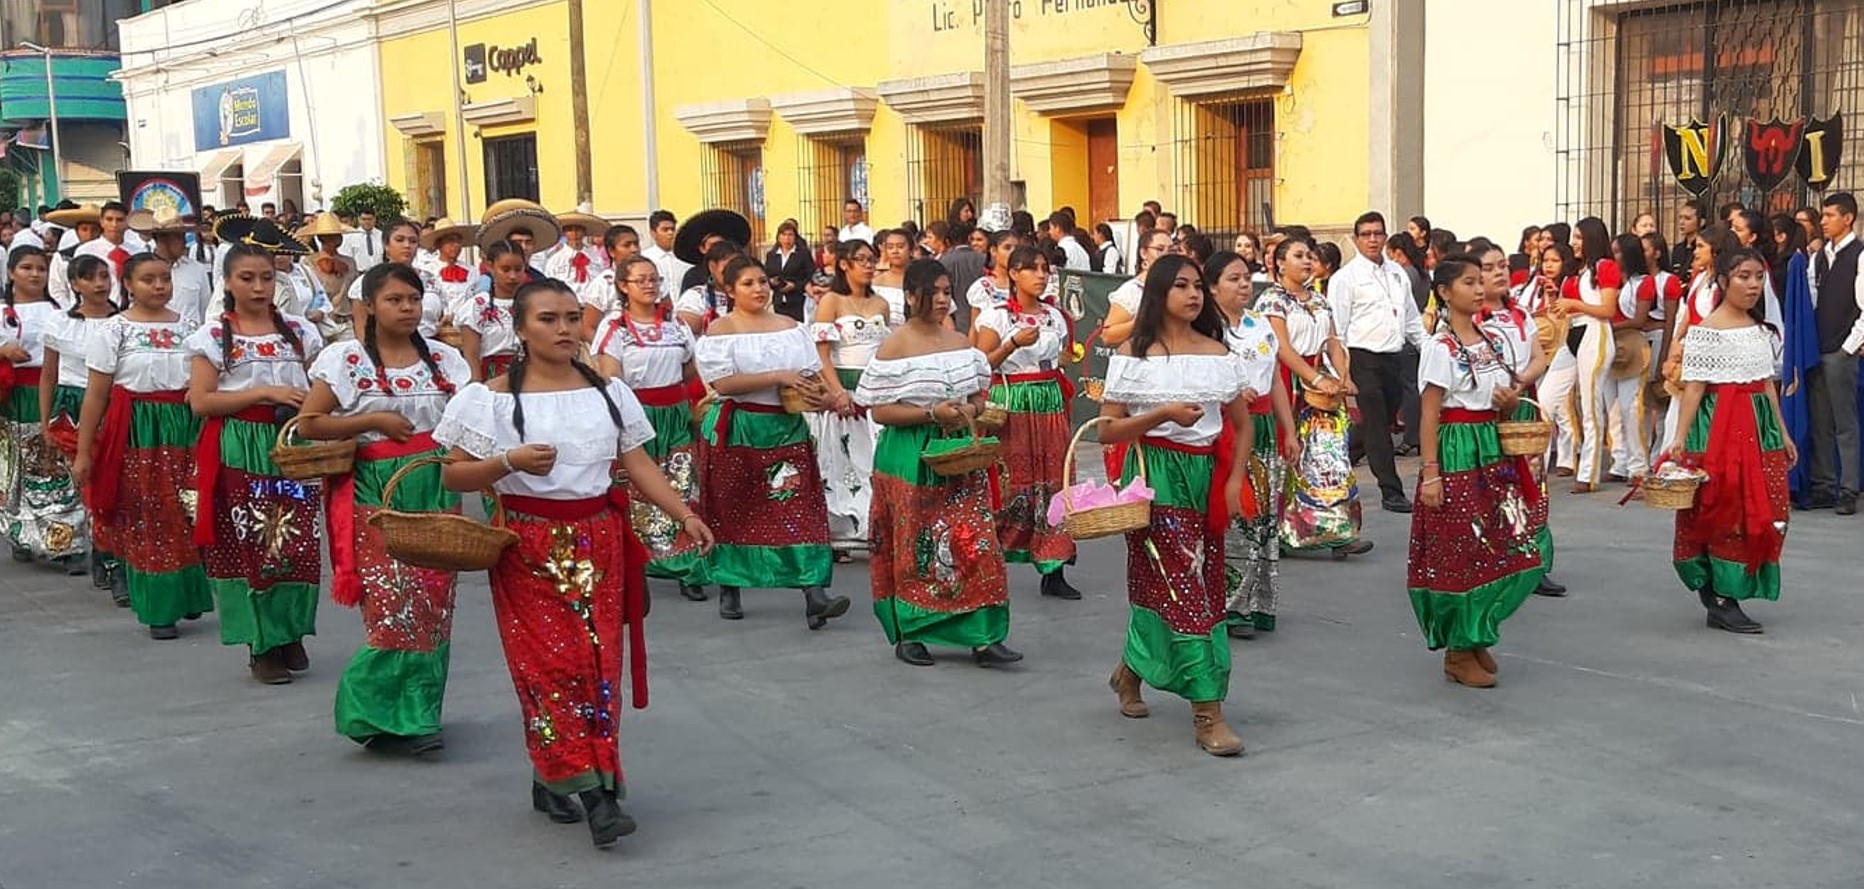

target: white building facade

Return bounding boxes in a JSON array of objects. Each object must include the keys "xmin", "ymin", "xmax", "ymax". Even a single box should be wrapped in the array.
[{"xmin": 115, "ymin": 0, "xmax": 386, "ymax": 213}]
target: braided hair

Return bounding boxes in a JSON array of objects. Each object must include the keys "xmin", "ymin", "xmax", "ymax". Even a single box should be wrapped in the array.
[
  {"xmin": 219, "ymin": 243, "xmax": 304, "ymax": 365},
  {"xmin": 64, "ymin": 253, "xmax": 118, "ymax": 319},
  {"xmin": 359, "ymin": 262, "xmax": 455, "ymax": 398},
  {"xmin": 507, "ymin": 278, "xmax": 622, "ymax": 441}
]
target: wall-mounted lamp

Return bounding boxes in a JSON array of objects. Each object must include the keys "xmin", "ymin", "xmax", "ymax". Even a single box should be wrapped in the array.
[{"xmin": 525, "ymin": 75, "xmax": 544, "ymax": 95}]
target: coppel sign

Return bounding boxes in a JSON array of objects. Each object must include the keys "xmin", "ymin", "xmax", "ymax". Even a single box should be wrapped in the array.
[
  {"xmin": 191, "ymin": 70, "xmax": 290, "ymax": 152},
  {"xmin": 463, "ymin": 39, "xmax": 544, "ymax": 85}
]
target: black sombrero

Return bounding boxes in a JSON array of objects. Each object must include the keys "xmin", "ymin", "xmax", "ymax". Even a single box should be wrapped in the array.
[
  {"xmin": 213, "ymin": 213, "xmax": 312, "ymax": 256},
  {"xmin": 673, "ymin": 209, "xmax": 753, "ymax": 265}
]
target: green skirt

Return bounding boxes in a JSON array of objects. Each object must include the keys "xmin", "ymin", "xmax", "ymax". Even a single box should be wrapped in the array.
[
  {"xmin": 99, "ymin": 397, "xmax": 211, "ymax": 628},
  {"xmin": 623, "ymin": 400, "xmax": 707, "ymax": 584},
  {"xmin": 201, "ymin": 416, "xmax": 321, "ymax": 653},
  {"xmin": 869, "ymin": 423, "xmax": 1009, "ymax": 648},
  {"xmin": 1672, "ymin": 388, "xmax": 1788, "ymax": 601},
  {"xmin": 1121, "ymin": 441, "xmax": 1230, "ymax": 703},
  {"xmin": 699, "ymin": 402, "xmax": 833, "ymax": 589}
]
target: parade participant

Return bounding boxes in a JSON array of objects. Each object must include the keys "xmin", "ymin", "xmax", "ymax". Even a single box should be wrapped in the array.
[
  {"xmin": 1, "ymin": 246, "xmax": 79, "ymax": 566},
  {"xmin": 341, "ymin": 210, "xmax": 384, "ymax": 274},
  {"xmin": 696, "ymin": 255, "xmax": 848, "ymax": 627},
  {"xmin": 1205, "ymin": 251, "xmax": 1299, "ymax": 637},
  {"xmin": 641, "ymin": 210, "xmax": 685, "ymax": 302},
  {"xmin": 594, "ymin": 255, "xmax": 709, "ymax": 602},
  {"xmin": 811, "ymin": 239, "xmax": 887, "ymax": 556},
  {"xmin": 43, "ymin": 203, "xmax": 102, "ymax": 307},
  {"xmin": 471, "ymin": 201, "xmax": 558, "ymax": 296},
  {"xmin": 1521, "ymin": 242, "xmax": 1578, "ymax": 473},
  {"xmin": 1561, "ymin": 218, "xmax": 1622, "ymax": 493},
  {"xmin": 299, "ymin": 213, "xmax": 360, "ymax": 337},
  {"xmin": 39, "ymin": 254, "xmax": 114, "ymax": 586},
  {"xmin": 346, "ymin": 218, "xmax": 454, "ymax": 342},
  {"xmin": 186, "ymin": 219, "xmax": 326, "ymax": 684},
  {"xmin": 1258, "ymin": 237, "xmax": 1371, "ymax": 558},
  {"xmin": 975, "ymin": 245, "xmax": 1080, "ymax": 598},
  {"xmin": 132, "ymin": 208, "xmax": 212, "ymax": 326},
  {"xmin": 965, "ymin": 230, "xmax": 1020, "ymax": 337},
  {"xmin": 1408, "ymin": 255, "xmax": 1544, "ymax": 689},
  {"xmin": 1665, "ymin": 249, "xmax": 1792, "ymax": 634},
  {"xmin": 300, "ymin": 262, "xmax": 470, "ymax": 753},
  {"xmin": 1332, "ymin": 211, "xmax": 1426, "ymax": 514},
  {"xmin": 1642, "ymin": 232, "xmax": 1682, "ymax": 468},
  {"xmin": 1804, "ymin": 193, "xmax": 1863, "ymax": 514},
  {"xmin": 1605, "ymin": 234, "xmax": 1659, "ymax": 484},
  {"xmin": 545, "ymin": 207, "xmax": 609, "ymax": 286},
  {"xmin": 460, "ymin": 241, "xmax": 528, "ymax": 381},
  {"xmin": 579, "ymin": 224, "xmax": 641, "ymax": 339},
  {"xmin": 1099, "ymin": 254, "xmax": 1252, "ymax": 756},
  {"xmin": 1102, "ymin": 228, "xmax": 1172, "ymax": 347},
  {"xmin": 871, "ymin": 229, "xmax": 911, "ymax": 324},
  {"xmin": 855, "ymin": 258, "xmax": 1018, "ymax": 667},
  {"xmin": 73, "ymin": 253, "xmax": 212, "ymax": 637},
  {"xmin": 71, "ymin": 202, "xmax": 149, "ymax": 300},
  {"xmin": 1660, "ymin": 224, "xmax": 1739, "ymax": 453},
  {"xmin": 435, "ymin": 276, "xmax": 714, "ymax": 848},
  {"xmin": 671, "ymin": 209, "xmax": 753, "ymax": 333}
]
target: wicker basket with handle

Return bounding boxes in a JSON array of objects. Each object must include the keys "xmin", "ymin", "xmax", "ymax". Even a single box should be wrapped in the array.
[
  {"xmin": 269, "ymin": 414, "xmax": 357, "ymax": 480},
  {"xmin": 976, "ymin": 372, "xmax": 1010, "ymax": 430},
  {"xmin": 1497, "ymin": 397, "xmax": 1553, "ymax": 457},
  {"xmin": 1643, "ymin": 470, "xmax": 1704, "ymax": 511},
  {"xmin": 368, "ymin": 455, "xmax": 519, "ymax": 571},
  {"xmin": 1060, "ymin": 416, "xmax": 1151, "ymax": 540},
  {"xmin": 922, "ymin": 418, "xmax": 1001, "ymax": 477}
]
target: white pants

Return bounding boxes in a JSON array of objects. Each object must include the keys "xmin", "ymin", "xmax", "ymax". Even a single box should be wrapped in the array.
[
  {"xmin": 1571, "ymin": 321, "xmax": 1617, "ymax": 485},
  {"xmin": 1604, "ymin": 372, "xmax": 1649, "ymax": 478},
  {"xmin": 1541, "ymin": 348, "xmax": 1579, "ymax": 471}
]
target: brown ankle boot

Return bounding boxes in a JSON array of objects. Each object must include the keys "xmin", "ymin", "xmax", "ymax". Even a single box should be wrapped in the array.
[
  {"xmin": 250, "ymin": 649, "xmax": 293, "ymax": 685},
  {"xmin": 1191, "ymin": 702, "xmax": 1245, "ymax": 756},
  {"xmin": 1108, "ymin": 662, "xmax": 1148, "ymax": 719},
  {"xmin": 1471, "ymin": 647, "xmax": 1498, "ymax": 674},
  {"xmin": 1442, "ymin": 650, "xmax": 1496, "ymax": 688}
]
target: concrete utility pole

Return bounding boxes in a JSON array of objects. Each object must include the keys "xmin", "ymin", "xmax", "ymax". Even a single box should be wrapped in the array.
[
  {"xmin": 982, "ymin": 0, "xmax": 1012, "ymax": 208},
  {"xmin": 445, "ymin": 0, "xmax": 473, "ymax": 218},
  {"xmin": 568, "ymin": 0, "xmax": 594, "ymax": 208}
]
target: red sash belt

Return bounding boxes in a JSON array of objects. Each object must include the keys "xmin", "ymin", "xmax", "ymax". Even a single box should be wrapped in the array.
[
  {"xmin": 327, "ymin": 431, "xmax": 441, "ymax": 607},
  {"xmin": 9, "ymin": 366, "xmax": 42, "ymax": 387},
  {"xmin": 714, "ymin": 398, "xmax": 784, "ymax": 440},
  {"xmin": 503, "ymin": 490, "xmax": 651, "ymax": 709},
  {"xmin": 1696, "ymin": 381, "xmax": 1781, "ymax": 572},
  {"xmin": 684, "ymin": 377, "xmax": 708, "ymax": 405},
  {"xmin": 1146, "ymin": 434, "xmax": 1254, "ymax": 532},
  {"xmin": 1002, "ymin": 369, "xmax": 1076, "ymax": 404},
  {"xmin": 192, "ymin": 404, "xmax": 279, "ymax": 546},
  {"xmin": 633, "ymin": 383, "xmax": 688, "ymax": 408},
  {"xmin": 1435, "ymin": 407, "xmax": 1541, "ymax": 514},
  {"xmin": 1441, "ymin": 408, "xmax": 1498, "ymax": 423},
  {"xmin": 482, "ymin": 353, "xmax": 515, "ymax": 380},
  {"xmin": 86, "ymin": 387, "xmax": 188, "ymax": 516}
]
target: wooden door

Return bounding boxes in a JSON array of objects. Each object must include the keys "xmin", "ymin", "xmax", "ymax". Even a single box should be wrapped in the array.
[{"xmin": 1086, "ymin": 118, "xmax": 1119, "ymax": 225}]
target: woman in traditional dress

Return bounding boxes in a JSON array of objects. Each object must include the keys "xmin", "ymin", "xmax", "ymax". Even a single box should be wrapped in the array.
[
  {"xmin": 1408, "ymin": 255, "xmax": 1544, "ymax": 688},
  {"xmin": 1102, "ymin": 229, "xmax": 1172, "ymax": 348},
  {"xmin": 347, "ymin": 219, "xmax": 450, "ymax": 341},
  {"xmin": 40, "ymin": 254, "xmax": 115, "ymax": 591},
  {"xmin": 965, "ymin": 230, "xmax": 1020, "ymax": 337},
  {"xmin": 1, "ymin": 246, "xmax": 83, "ymax": 569},
  {"xmin": 696, "ymin": 255, "xmax": 849, "ymax": 627},
  {"xmin": 435, "ymin": 278, "xmax": 715, "ymax": 848},
  {"xmin": 1664, "ymin": 249, "xmax": 1791, "ymax": 635},
  {"xmin": 1561, "ymin": 217, "xmax": 1623, "ymax": 494},
  {"xmin": 811, "ymin": 239, "xmax": 888, "ymax": 558},
  {"xmin": 461, "ymin": 240, "xmax": 529, "ymax": 382},
  {"xmin": 1660, "ymin": 224, "xmax": 1738, "ymax": 453},
  {"xmin": 1204, "ymin": 251, "xmax": 1299, "ymax": 638},
  {"xmin": 974, "ymin": 245, "xmax": 1081, "ymax": 599},
  {"xmin": 299, "ymin": 263, "xmax": 470, "ymax": 753},
  {"xmin": 1519, "ymin": 243, "xmax": 1578, "ymax": 475},
  {"xmin": 1257, "ymin": 237, "xmax": 1370, "ymax": 559},
  {"xmin": 594, "ymin": 255, "xmax": 709, "ymax": 602},
  {"xmin": 871, "ymin": 229, "xmax": 911, "ymax": 324},
  {"xmin": 1100, "ymin": 254, "xmax": 1253, "ymax": 756},
  {"xmin": 187, "ymin": 223, "xmax": 326, "ymax": 685},
  {"xmin": 856, "ymin": 258, "xmax": 1019, "ymax": 667},
  {"xmin": 74, "ymin": 254, "xmax": 213, "ymax": 638}
]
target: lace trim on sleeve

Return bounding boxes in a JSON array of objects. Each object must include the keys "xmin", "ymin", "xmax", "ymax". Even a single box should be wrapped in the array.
[{"xmin": 432, "ymin": 383, "xmax": 498, "ymax": 458}]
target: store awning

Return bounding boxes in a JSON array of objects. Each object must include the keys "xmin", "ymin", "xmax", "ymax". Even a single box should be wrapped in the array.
[
  {"xmin": 199, "ymin": 148, "xmax": 243, "ymax": 185},
  {"xmin": 242, "ymin": 142, "xmax": 302, "ymax": 196}
]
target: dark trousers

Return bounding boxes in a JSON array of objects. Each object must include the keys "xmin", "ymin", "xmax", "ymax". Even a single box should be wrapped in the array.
[
  {"xmin": 1399, "ymin": 345, "xmax": 1421, "ymax": 449},
  {"xmin": 1349, "ymin": 348, "xmax": 1407, "ymax": 502},
  {"xmin": 1808, "ymin": 349, "xmax": 1861, "ymax": 496}
]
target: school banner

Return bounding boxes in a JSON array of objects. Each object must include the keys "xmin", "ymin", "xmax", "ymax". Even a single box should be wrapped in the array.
[
  {"xmin": 1055, "ymin": 269, "xmax": 1126, "ymax": 428},
  {"xmin": 191, "ymin": 71, "xmax": 290, "ymax": 152}
]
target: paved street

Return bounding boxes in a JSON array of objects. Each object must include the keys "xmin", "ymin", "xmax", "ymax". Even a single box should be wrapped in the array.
[{"xmin": 3, "ymin": 457, "xmax": 1863, "ymax": 889}]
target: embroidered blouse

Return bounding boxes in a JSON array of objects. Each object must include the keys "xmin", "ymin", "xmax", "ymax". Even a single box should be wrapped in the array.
[
  {"xmin": 459, "ymin": 294, "xmax": 519, "ymax": 358},
  {"xmin": 1418, "ymin": 331, "xmax": 1518, "ymax": 411},
  {"xmin": 308, "ymin": 339, "xmax": 471, "ymax": 444},
  {"xmin": 1226, "ymin": 310, "xmax": 1280, "ymax": 396},
  {"xmin": 85, "ymin": 315, "xmax": 196, "ymax": 393},
  {"xmin": 854, "ymin": 348, "xmax": 991, "ymax": 408},
  {"xmin": 1255, "ymin": 284, "xmax": 1336, "ymax": 359},
  {"xmin": 184, "ymin": 314, "xmax": 323, "ymax": 392},
  {"xmin": 976, "ymin": 302, "xmax": 1068, "ymax": 374},
  {"xmin": 695, "ymin": 325, "xmax": 822, "ymax": 407},
  {"xmin": 595, "ymin": 313, "xmax": 695, "ymax": 390},
  {"xmin": 812, "ymin": 313, "xmax": 891, "ymax": 370},
  {"xmin": 1679, "ymin": 324, "xmax": 1781, "ymax": 384}
]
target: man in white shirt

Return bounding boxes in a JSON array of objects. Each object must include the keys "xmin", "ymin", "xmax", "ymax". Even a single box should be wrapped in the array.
[
  {"xmin": 544, "ymin": 212, "xmax": 609, "ymax": 286},
  {"xmin": 839, "ymin": 199, "xmax": 875, "ymax": 246},
  {"xmin": 341, "ymin": 211, "xmax": 384, "ymax": 273},
  {"xmin": 1330, "ymin": 210, "xmax": 1427, "ymax": 513},
  {"xmin": 639, "ymin": 209, "xmax": 686, "ymax": 303},
  {"xmin": 1807, "ymin": 192, "xmax": 1864, "ymax": 513},
  {"xmin": 1048, "ymin": 212, "xmax": 1091, "ymax": 270},
  {"xmin": 68, "ymin": 203, "xmax": 148, "ymax": 304},
  {"xmin": 131, "ymin": 208, "xmax": 213, "ymax": 326}
]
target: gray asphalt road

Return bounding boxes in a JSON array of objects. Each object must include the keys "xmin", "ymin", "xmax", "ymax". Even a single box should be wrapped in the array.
[{"xmin": 3, "ymin": 465, "xmax": 1862, "ymax": 889}]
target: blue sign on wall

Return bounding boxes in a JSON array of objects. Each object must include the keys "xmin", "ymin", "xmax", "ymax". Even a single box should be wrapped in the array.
[{"xmin": 190, "ymin": 71, "xmax": 289, "ymax": 152}]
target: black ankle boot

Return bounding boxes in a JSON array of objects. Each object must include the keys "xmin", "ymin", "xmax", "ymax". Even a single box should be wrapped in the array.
[
  {"xmin": 802, "ymin": 586, "xmax": 850, "ymax": 630},
  {"xmin": 717, "ymin": 586, "xmax": 743, "ymax": 620},
  {"xmin": 531, "ymin": 782, "xmax": 583, "ymax": 824},
  {"xmin": 1707, "ymin": 597, "xmax": 1764, "ymax": 634},
  {"xmin": 894, "ymin": 641, "xmax": 934, "ymax": 666},
  {"xmin": 578, "ymin": 789, "xmax": 636, "ymax": 848},
  {"xmin": 1040, "ymin": 568, "xmax": 1082, "ymax": 600},
  {"xmin": 972, "ymin": 642, "xmax": 1024, "ymax": 667},
  {"xmin": 679, "ymin": 583, "xmax": 709, "ymax": 602},
  {"xmin": 109, "ymin": 567, "xmax": 129, "ymax": 608}
]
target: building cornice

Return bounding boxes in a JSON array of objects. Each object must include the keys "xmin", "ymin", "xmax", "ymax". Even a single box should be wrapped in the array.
[
  {"xmin": 1009, "ymin": 52, "xmax": 1137, "ymax": 116},
  {"xmin": 875, "ymin": 72, "xmax": 985, "ymax": 126},
  {"xmin": 365, "ymin": 0, "xmax": 563, "ymax": 42},
  {"xmin": 389, "ymin": 110, "xmax": 449, "ymax": 138},
  {"xmin": 673, "ymin": 98, "xmax": 773, "ymax": 145},
  {"xmin": 768, "ymin": 87, "xmax": 879, "ymax": 137},
  {"xmin": 1139, "ymin": 32, "xmax": 1303, "ymax": 99},
  {"xmin": 461, "ymin": 95, "xmax": 536, "ymax": 127}
]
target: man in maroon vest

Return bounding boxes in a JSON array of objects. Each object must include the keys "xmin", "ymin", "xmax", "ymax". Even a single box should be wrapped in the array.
[{"xmin": 1808, "ymin": 192, "xmax": 1864, "ymax": 514}]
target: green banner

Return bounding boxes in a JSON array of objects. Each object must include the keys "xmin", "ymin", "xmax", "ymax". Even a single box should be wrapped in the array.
[{"xmin": 1055, "ymin": 269, "xmax": 1129, "ymax": 428}]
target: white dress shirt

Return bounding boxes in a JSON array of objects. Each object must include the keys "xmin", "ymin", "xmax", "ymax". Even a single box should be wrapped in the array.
[
  {"xmin": 840, "ymin": 222, "xmax": 875, "ymax": 246},
  {"xmin": 1057, "ymin": 235, "xmax": 1091, "ymax": 271},
  {"xmin": 341, "ymin": 228, "xmax": 384, "ymax": 273},
  {"xmin": 544, "ymin": 243, "xmax": 608, "ymax": 285},
  {"xmin": 166, "ymin": 254, "xmax": 214, "ymax": 327},
  {"xmin": 1331, "ymin": 252, "xmax": 1425, "ymax": 353}
]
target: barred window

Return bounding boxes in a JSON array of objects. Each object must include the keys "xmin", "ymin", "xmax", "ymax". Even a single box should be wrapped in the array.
[
  {"xmin": 701, "ymin": 142, "xmax": 767, "ymax": 251},
  {"xmin": 796, "ymin": 135, "xmax": 867, "ymax": 242},
  {"xmin": 905, "ymin": 124, "xmax": 982, "ymax": 227},
  {"xmin": 1172, "ymin": 96, "xmax": 1275, "ymax": 242}
]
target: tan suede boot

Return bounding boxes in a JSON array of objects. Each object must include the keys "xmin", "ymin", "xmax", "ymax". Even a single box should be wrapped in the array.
[
  {"xmin": 1191, "ymin": 702, "xmax": 1244, "ymax": 756},
  {"xmin": 1471, "ymin": 647, "xmax": 1498, "ymax": 674},
  {"xmin": 1108, "ymin": 662, "xmax": 1148, "ymax": 719},
  {"xmin": 1442, "ymin": 649, "xmax": 1496, "ymax": 688}
]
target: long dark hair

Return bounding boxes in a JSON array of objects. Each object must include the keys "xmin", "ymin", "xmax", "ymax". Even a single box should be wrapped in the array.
[
  {"xmin": 1432, "ymin": 253, "xmax": 1516, "ymax": 381},
  {"xmin": 1128, "ymin": 254, "xmax": 1224, "ymax": 359},
  {"xmin": 829, "ymin": 238, "xmax": 875, "ymax": 296},
  {"xmin": 1614, "ymin": 234, "xmax": 1650, "ymax": 278},
  {"xmin": 64, "ymin": 253, "xmax": 119, "ymax": 318},
  {"xmin": 219, "ymin": 243, "xmax": 303, "ymax": 364},
  {"xmin": 902, "ymin": 258, "xmax": 949, "ymax": 321},
  {"xmin": 1575, "ymin": 217, "xmax": 1613, "ymax": 278},
  {"xmin": 507, "ymin": 278, "xmax": 622, "ymax": 441},
  {"xmin": 360, "ymin": 262, "xmax": 454, "ymax": 398},
  {"xmin": 6, "ymin": 246, "xmax": 49, "ymax": 325},
  {"xmin": 483, "ymin": 240, "xmax": 527, "ymax": 297},
  {"xmin": 1716, "ymin": 247, "xmax": 1774, "ymax": 331}
]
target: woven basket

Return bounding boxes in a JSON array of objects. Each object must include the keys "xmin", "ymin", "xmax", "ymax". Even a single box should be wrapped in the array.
[
  {"xmin": 779, "ymin": 372, "xmax": 824, "ymax": 414},
  {"xmin": 369, "ymin": 456, "xmax": 519, "ymax": 571},
  {"xmin": 923, "ymin": 419, "xmax": 1001, "ymax": 477},
  {"xmin": 434, "ymin": 320, "xmax": 463, "ymax": 349},
  {"xmin": 270, "ymin": 414, "xmax": 357, "ymax": 480},
  {"xmin": 1643, "ymin": 473, "xmax": 1703, "ymax": 511},
  {"xmin": 977, "ymin": 373, "xmax": 1009, "ymax": 430},
  {"xmin": 1497, "ymin": 397, "xmax": 1553, "ymax": 457},
  {"xmin": 1060, "ymin": 417, "xmax": 1151, "ymax": 540},
  {"xmin": 1303, "ymin": 384, "xmax": 1343, "ymax": 413}
]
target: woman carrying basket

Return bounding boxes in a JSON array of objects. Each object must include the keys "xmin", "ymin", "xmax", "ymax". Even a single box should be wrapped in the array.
[
  {"xmin": 810, "ymin": 239, "xmax": 889, "ymax": 558},
  {"xmin": 1098, "ymin": 254, "xmax": 1254, "ymax": 756},
  {"xmin": 434, "ymin": 278, "xmax": 715, "ymax": 848},
  {"xmin": 1663, "ymin": 249, "xmax": 1792, "ymax": 635},
  {"xmin": 855, "ymin": 258, "xmax": 1018, "ymax": 668},
  {"xmin": 298, "ymin": 263, "xmax": 471, "ymax": 754},
  {"xmin": 41, "ymin": 254, "xmax": 118, "ymax": 594},
  {"xmin": 1408, "ymin": 255, "xmax": 1546, "ymax": 688}
]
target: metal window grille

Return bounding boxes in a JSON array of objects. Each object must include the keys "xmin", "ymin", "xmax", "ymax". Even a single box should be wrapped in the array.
[
  {"xmin": 1556, "ymin": 0, "xmax": 1864, "ymax": 229},
  {"xmin": 795, "ymin": 134, "xmax": 866, "ymax": 241},
  {"xmin": 483, "ymin": 134, "xmax": 539, "ymax": 204},
  {"xmin": 1171, "ymin": 96, "xmax": 1276, "ymax": 242},
  {"xmin": 701, "ymin": 142, "xmax": 767, "ymax": 250},
  {"xmin": 905, "ymin": 124, "xmax": 982, "ymax": 227}
]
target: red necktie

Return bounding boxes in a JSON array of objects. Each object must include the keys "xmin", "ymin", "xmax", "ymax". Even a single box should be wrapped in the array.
[
  {"xmin": 440, "ymin": 264, "xmax": 468, "ymax": 283},
  {"xmin": 109, "ymin": 246, "xmax": 129, "ymax": 282},
  {"xmin": 571, "ymin": 252, "xmax": 591, "ymax": 283}
]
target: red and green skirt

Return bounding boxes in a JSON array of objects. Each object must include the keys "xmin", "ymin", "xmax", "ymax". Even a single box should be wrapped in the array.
[
  {"xmin": 1406, "ymin": 411, "xmax": 1545, "ymax": 650},
  {"xmin": 197, "ymin": 412, "xmax": 321, "ymax": 654},
  {"xmin": 3, "ymin": 371, "xmax": 88, "ymax": 560},
  {"xmin": 1120, "ymin": 440, "xmax": 1230, "ymax": 704},
  {"xmin": 699, "ymin": 400, "xmax": 833, "ymax": 589},
  {"xmin": 329, "ymin": 435, "xmax": 460, "ymax": 741},
  {"xmin": 89, "ymin": 391, "xmax": 212, "ymax": 627},
  {"xmin": 1673, "ymin": 382, "xmax": 1788, "ymax": 601},
  {"xmin": 869, "ymin": 423, "xmax": 1009, "ymax": 648},
  {"xmin": 988, "ymin": 374, "xmax": 1076, "ymax": 573},
  {"xmin": 622, "ymin": 388, "xmax": 707, "ymax": 584}
]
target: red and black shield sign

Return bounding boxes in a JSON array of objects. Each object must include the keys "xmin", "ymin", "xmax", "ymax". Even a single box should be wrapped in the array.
[
  {"xmin": 1797, "ymin": 112, "xmax": 1844, "ymax": 191},
  {"xmin": 1743, "ymin": 116, "xmax": 1805, "ymax": 191},
  {"xmin": 1662, "ymin": 115, "xmax": 1728, "ymax": 198}
]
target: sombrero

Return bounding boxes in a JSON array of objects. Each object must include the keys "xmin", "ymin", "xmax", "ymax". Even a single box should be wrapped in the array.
[
  {"xmin": 556, "ymin": 204, "xmax": 608, "ymax": 235},
  {"xmin": 673, "ymin": 208, "xmax": 752, "ymax": 265},
  {"xmin": 44, "ymin": 203, "xmax": 102, "ymax": 227},
  {"xmin": 478, "ymin": 199, "xmax": 561, "ymax": 252},
  {"xmin": 420, "ymin": 218, "xmax": 478, "ymax": 250},
  {"xmin": 126, "ymin": 206, "xmax": 193, "ymax": 234},
  {"xmin": 213, "ymin": 213, "xmax": 312, "ymax": 256},
  {"xmin": 1610, "ymin": 328, "xmax": 1651, "ymax": 380},
  {"xmin": 294, "ymin": 211, "xmax": 356, "ymax": 240}
]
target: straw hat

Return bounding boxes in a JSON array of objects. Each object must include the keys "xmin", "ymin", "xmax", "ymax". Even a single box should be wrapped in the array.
[
  {"xmin": 421, "ymin": 218, "xmax": 478, "ymax": 251},
  {"xmin": 1610, "ymin": 328, "xmax": 1651, "ymax": 380},
  {"xmin": 478, "ymin": 199, "xmax": 561, "ymax": 252},
  {"xmin": 126, "ymin": 206, "xmax": 193, "ymax": 234},
  {"xmin": 44, "ymin": 203, "xmax": 102, "ymax": 227},
  {"xmin": 556, "ymin": 203, "xmax": 608, "ymax": 235},
  {"xmin": 214, "ymin": 213, "xmax": 312, "ymax": 256},
  {"xmin": 294, "ymin": 211, "xmax": 356, "ymax": 241},
  {"xmin": 673, "ymin": 208, "xmax": 753, "ymax": 265}
]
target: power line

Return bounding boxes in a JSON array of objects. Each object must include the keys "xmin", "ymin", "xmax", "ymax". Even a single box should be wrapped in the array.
[{"xmin": 693, "ymin": 0, "xmax": 844, "ymax": 89}]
